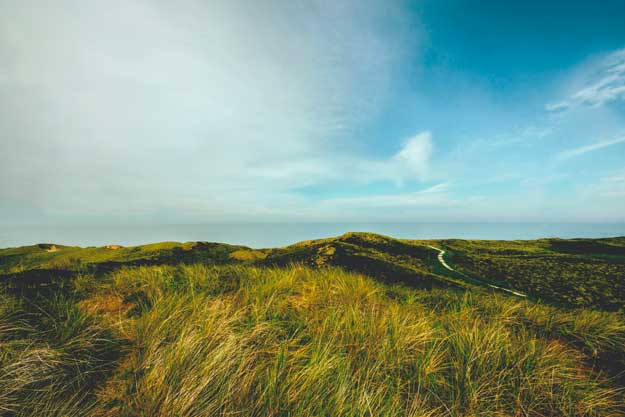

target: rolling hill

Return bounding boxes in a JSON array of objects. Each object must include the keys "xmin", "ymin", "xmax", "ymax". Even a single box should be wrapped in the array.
[
  {"xmin": 2, "ymin": 232, "xmax": 625, "ymax": 416},
  {"xmin": 2, "ymin": 232, "xmax": 624, "ymax": 309}
]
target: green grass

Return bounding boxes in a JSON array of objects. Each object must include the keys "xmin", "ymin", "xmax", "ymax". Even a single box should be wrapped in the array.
[
  {"xmin": 0, "ymin": 233, "xmax": 467, "ymax": 296},
  {"xmin": 436, "ymin": 238, "xmax": 625, "ymax": 310},
  {"xmin": 2, "ymin": 263, "xmax": 624, "ymax": 416},
  {"xmin": 5, "ymin": 232, "xmax": 624, "ymax": 310},
  {"xmin": 263, "ymin": 232, "xmax": 462, "ymax": 288},
  {"xmin": 2, "ymin": 233, "xmax": 625, "ymax": 415},
  {"xmin": 0, "ymin": 241, "xmax": 248, "ymax": 275},
  {"xmin": 0, "ymin": 290, "xmax": 122, "ymax": 416}
]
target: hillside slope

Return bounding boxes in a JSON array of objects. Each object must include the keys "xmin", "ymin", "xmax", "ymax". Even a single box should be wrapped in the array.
[
  {"xmin": 434, "ymin": 237, "xmax": 625, "ymax": 310},
  {"xmin": 2, "ymin": 233, "xmax": 625, "ymax": 416},
  {"xmin": 0, "ymin": 233, "xmax": 464, "ymax": 291},
  {"xmin": 2, "ymin": 264, "xmax": 624, "ymax": 416},
  {"xmin": 2, "ymin": 232, "xmax": 624, "ymax": 309},
  {"xmin": 262, "ymin": 232, "xmax": 464, "ymax": 288}
]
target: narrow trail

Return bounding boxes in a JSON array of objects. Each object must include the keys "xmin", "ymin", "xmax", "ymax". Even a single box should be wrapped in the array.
[
  {"xmin": 427, "ymin": 245, "xmax": 527, "ymax": 298},
  {"xmin": 427, "ymin": 245, "xmax": 455, "ymax": 271}
]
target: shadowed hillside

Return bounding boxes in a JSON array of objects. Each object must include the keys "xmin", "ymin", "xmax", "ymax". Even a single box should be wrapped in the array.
[
  {"xmin": 2, "ymin": 232, "xmax": 625, "ymax": 310},
  {"xmin": 0, "ymin": 233, "xmax": 465, "ymax": 292},
  {"xmin": 262, "ymin": 232, "xmax": 463, "ymax": 288},
  {"xmin": 435, "ymin": 237, "xmax": 625, "ymax": 310}
]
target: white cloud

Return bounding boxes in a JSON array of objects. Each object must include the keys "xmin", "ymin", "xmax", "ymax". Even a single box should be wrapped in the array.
[
  {"xmin": 390, "ymin": 132, "xmax": 433, "ymax": 183},
  {"xmin": 545, "ymin": 101, "xmax": 570, "ymax": 113},
  {"xmin": 597, "ymin": 169, "xmax": 625, "ymax": 197},
  {"xmin": 318, "ymin": 182, "xmax": 455, "ymax": 210},
  {"xmin": 602, "ymin": 172, "xmax": 625, "ymax": 182},
  {"xmin": 546, "ymin": 48, "xmax": 625, "ymax": 112},
  {"xmin": 556, "ymin": 135, "xmax": 625, "ymax": 160},
  {"xmin": 0, "ymin": 0, "xmax": 422, "ymax": 221},
  {"xmin": 241, "ymin": 130, "xmax": 434, "ymax": 190}
]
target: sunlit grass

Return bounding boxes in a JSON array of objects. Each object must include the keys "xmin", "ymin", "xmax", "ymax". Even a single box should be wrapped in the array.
[
  {"xmin": 2, "ymin": 264, "xmax": 624, "ymax": 416},
  {"xmin": 105, "ymin": 265, "xmax": 625, "ymax": 416}
]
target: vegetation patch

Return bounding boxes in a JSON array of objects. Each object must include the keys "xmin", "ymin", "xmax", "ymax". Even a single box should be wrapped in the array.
[
  {"xmin": 2, "ymin": 233, "xmax": 625, "ymax": 415},
  {"xmin": 2, "ymin": 261, "xmax": 625, "ymax": 416}
]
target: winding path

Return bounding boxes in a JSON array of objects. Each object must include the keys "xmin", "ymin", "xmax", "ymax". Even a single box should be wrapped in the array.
[
  {"xmin": 427, "ymin": 245, "xmax": 527, "ymax": 298},
  {"xmin": 427, "ymin": 245, "xmax": 455, "ymax": 271}
]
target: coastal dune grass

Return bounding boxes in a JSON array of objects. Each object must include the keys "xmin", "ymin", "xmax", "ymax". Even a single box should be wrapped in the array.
[
  {"xmin": 106, "ymin": 265, "xmax": 624, "ymax": 416},
  {"xmin": 2, "ymin": 264, "xmax": 625, "ymax": 416},
  {"xmin": 0, "ymin": 291, "xmax": 122, "ymax": 416}
]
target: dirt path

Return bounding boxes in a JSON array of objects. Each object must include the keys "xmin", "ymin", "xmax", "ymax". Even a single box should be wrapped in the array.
[
  {"xmin": 428, "ymin": 245, "xmax": 527, "ymax": 298},
  {"xmin": 427, "ymin": 245, "xmax": 455, "ymax": 271}
]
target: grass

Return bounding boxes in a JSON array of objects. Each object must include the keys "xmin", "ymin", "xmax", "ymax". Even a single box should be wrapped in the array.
[
  {"xmin": 1, "ymin": 232, "xmax": 624, "ymax": 415},
  {"xmin": 0, "ymin": 290, "xmax": 122, "ymax": 416},
  {"xmin": 0, "ymin": 241, "xmax": 248, "ymax": 275},
  {"xmin": 436, "ymin": 238, "xmax": 625, "ymax": 310},
  {"xmin": 4, "ymin": 232, "xmax": 624, "ymax": 311},
  {"xmin": 3, "ymin": 263, "xmax": 624, "ymax": 416}
]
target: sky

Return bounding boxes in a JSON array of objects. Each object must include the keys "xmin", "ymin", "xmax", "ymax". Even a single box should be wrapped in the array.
[{"xmin": 1, "ymin": 0, "xmax": 625, "ymax": 226}]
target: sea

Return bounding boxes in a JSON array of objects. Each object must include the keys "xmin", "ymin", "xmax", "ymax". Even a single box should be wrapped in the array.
[{"xmin": 1, "ymin": 223, "xmax": 625, "ymax": 249}]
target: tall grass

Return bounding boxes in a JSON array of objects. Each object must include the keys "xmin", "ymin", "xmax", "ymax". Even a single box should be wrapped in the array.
[
  {"xmin": 409, "ymin": 289, "xmax": 625, "ymax": 379},
  {"xmin": 96, "ymin": 265, "xmax": 624, "ymax": 416},
  {"xmin": 0, "ymin": 290, "xmax": 122, "ymax": 416},
  {"xmin": 2, "ymin": 264, "xmax": 623, "ymax": 416}
]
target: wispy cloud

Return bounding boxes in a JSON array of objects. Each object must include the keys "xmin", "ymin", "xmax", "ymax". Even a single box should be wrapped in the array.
[
  {"xmin": 546, "ymin": 48, "xmax": 625, "ymax": 112},
  {"xmin": 246, "ymin": 131, "xmax": 434, "ymax": 188},
  {"xmin": 319, "ymin": 182, "xmax": 454, "ymax": 209},
  {"xmin": 597, "ymin": 169, "xmax": 625, "ymax": 197},
  {"xmin": 602, "ymin": 172, "xmax": 625, "ymax": 182},
  {"xmin": 0, "ymin": 0, "xmax": 421, "ymax": 220},
  {"xmin": 390, "ymin": 132, "xmax": 433, "ymax": 183},
  {"xmin": 556, "ymin": 136, "xmax": 625, "ymax": 160},
  {"xmin": 574, "ymin": 168, "xmax": 625, "ymax": 201}
]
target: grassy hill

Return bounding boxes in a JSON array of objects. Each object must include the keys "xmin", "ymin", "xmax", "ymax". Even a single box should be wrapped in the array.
[
  {"xmin": 0, "ymin": 233, "xmax": 463, "ymax": 291},
  {"xmin": 1, "ymin": 233, "xmax": 625, "ymax": 416},
  {"xmin": 0, "ymin": 241, "xmax": 247, "ymax": 274},
  {"xmin": 262, "ymin": 232, "xmax": 464, "ymax": 288},
  {"xmin": 3, "ymin": 232, "xmax": 624, "ymax": 310},
  {"xmin": 433, "ymin": 237, "xmax": 625, "ymax": 310}
]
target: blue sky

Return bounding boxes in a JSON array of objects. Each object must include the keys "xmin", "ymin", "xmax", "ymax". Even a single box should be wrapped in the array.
[{"xmin": 1, "ymin": 0, "xmax": 625, "ymax": 224}]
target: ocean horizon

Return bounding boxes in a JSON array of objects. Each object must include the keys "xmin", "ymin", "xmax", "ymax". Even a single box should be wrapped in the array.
[{"xmin": 2, "ymin": 222, "xmax": 625, "ymax": 249}]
